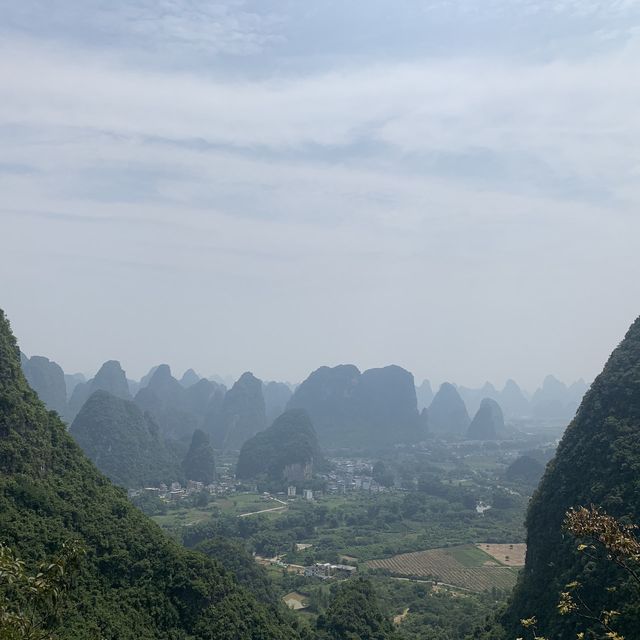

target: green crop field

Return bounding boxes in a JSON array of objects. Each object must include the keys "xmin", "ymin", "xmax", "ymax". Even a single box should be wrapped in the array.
[
  {"xmin": 367, "ymin": 544, "xmax": 520, "ymax": 592},
  {"xmin": 446, "ymin": 545, "xmax": 495, "ymax": 567}
]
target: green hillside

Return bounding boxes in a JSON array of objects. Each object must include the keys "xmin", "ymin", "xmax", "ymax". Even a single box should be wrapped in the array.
[
  {"xmin": 70, "ymin": 390, "xmax": 182, "ymax": 488},
  {"xmin": 236, "ymin": 409, "xmax": 321, "ymax": 482},
  {"xmin": 0, "ymin": 308, "xmax": 301, "ymax": 640},
  {"xmin": 502, "ymin": 316, "xmax": 640, "ymax": 638}
]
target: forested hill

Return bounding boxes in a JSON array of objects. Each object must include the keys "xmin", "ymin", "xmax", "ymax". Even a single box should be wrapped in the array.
[
  {"xmin": 0, "ymin": 308, "xmax": 303, "ymax": 640},
  {"xmin": 236, "ymin": 409, "xmax": 321, "ymax": 481},
  {"xmin": 70, "ymin": 390, "xmax": 182, "ymax": 488},
  {"xmin": 502, "ymin": 315, "xmax": 640, "ymax": 638}
]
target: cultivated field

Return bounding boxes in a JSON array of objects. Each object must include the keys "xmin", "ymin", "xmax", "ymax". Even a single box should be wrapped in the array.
[
  {"xmin": 367, "ymin": 544, "xmax": 520, "ymax": 592},
  {"xmin": 476, "ymin": 543, "xmax": 526, "ymax": 566}
]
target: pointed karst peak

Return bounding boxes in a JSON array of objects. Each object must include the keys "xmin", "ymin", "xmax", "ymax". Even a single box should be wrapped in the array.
[
  {"xmin": 427, "ymin": 382, "xmax": 470, "ymax": 436},
  {"xmin": 150, "ymin": 363, "xmax": 173, "ymax": 383},
  {"xmin": 503, "ymin": 378, "xmax": 521, "ymax": 392},
  {"xmin": 92, "ymin": 360, "xmax": 130, "ymax": 397},
  {"xmin": 236, "ymin": 371, "xmax": 261, "ymax": 386},
  {"xmin": 179, "ymin": 368, "xmax": 200, "ymax": 388},
  {"xmin": 481, "ymin": 381, "xmax": 497, "ymax": 393},
  {"xmin": 467, "ymin": 397, "xmax": 504, "ymax": 440},
  {"xmin": 542, "ymin": 373, "xmax": 567, "ymax": 392}
]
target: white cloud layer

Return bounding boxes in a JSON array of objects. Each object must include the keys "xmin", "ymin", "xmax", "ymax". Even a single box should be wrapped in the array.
[{"xmin": 1, "ymin": 1, "xmax": 639, "ymax": 389}]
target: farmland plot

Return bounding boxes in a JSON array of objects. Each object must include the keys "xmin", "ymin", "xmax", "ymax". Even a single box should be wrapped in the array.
[{"xmin": 367, "ymin": 544, "xmax": 519, "ymax": 592}]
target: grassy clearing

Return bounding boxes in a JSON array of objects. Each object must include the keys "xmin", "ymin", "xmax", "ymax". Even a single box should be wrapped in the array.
[
  {"xmin": 152, "ymin": 507, "xmax": 215, "ymax": 528},
  {"xmin": 476, "ymin": 543, "xmax": 526, "ymax": 566}
]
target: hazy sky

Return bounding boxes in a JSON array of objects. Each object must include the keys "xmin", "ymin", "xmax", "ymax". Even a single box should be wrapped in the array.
[{"xmin": 2, "ymin": 1, "xmax": 640, "ymax": 390}]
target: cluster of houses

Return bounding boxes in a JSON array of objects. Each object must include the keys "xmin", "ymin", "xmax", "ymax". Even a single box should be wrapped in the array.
[
  {"xmin": 303, "ymin": 562, "xmax": 358, "ymax": 580},
  {"xmin": 287, "ymin": 486, "xmax": 315, "ymax": 500},
  {"xmin": 321, "ymin": 458, "xmax": 387, "ymax": 495},
  {"xmin": 129, "ymin": 479, "xmax": 235, "ymax": 501}
]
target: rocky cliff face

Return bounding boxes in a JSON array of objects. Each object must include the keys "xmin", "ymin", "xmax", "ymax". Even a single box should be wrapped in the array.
[{"xmin": 426, "ymin": 382, "xmax": 470, "ymax": 437}]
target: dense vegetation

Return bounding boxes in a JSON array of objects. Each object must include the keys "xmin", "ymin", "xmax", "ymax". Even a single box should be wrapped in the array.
[
  {"xmin": 317, "ymin": 578, "xmax": 396, "ymax": 639},
  {"xmin": 504, "ymin": 454, "xmax": 544, "ymax": 486},
  {"xmin": 70, "ymin": 390, "xmax": 182, "ymax": 488},
  {"xmin": 0, "ymin": 308, "xmax": 303, "ymax": 640},
  {"xmin": 236, "ymin": 409, "xmax": 321, "ymax": 482},
  {"xmin": 502, "ymin": 315, "xmax": 640, "ymax": 638},
  {"xmin": 178, "ymin": 485, "xmax": 526, "ymax": 564}
]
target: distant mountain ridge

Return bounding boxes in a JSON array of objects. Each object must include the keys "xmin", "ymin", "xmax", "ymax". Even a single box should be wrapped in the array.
[{"xmin": 19, "ymin": 349, "xmax": 590, "ymax": 448}]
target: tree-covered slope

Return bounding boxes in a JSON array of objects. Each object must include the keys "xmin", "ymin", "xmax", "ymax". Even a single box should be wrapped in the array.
[
  {"xmin": 0, "ymin": 308, "xmax": 301, "ymax": 640},
  {"xmin": 503, "ymin": 316, "xmax": 640, "ymax": 638},
  {"xmin": 70, "ymin": 390, "xmax": 181, "ymax": 488},
  {"xmin": 236, "ymin": 409, "xmax": 320, "ymax": 481}
]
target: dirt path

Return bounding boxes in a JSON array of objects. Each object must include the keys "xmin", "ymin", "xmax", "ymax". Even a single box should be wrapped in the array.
[
  {"xmin": 238, "ymin": 495, "xmax": 288, "ymax": 518},
  {"xmin": 393, "ymin": 608, "xmax": 409, "ymax": 625}
]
